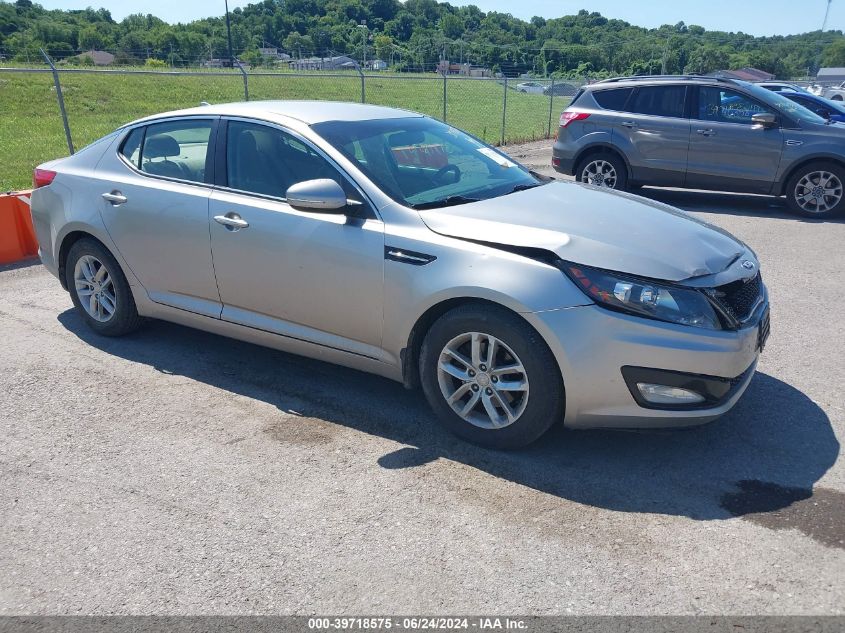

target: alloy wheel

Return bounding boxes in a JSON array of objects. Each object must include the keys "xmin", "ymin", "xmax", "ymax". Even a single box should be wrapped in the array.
[
  {"xmin": 436, "ymin": 332, "xmax": 530, "ymax": 430},
  {"xmin": 74, "ymin": 255, "xmax": 117, "ymax": 322},
  {"xmin": 794, "ymin": 170, "xmax": 843, "ymax": 214},
  {"xmin": 580, "ymin": 159, "xmax": 618, "ymax": 188}
]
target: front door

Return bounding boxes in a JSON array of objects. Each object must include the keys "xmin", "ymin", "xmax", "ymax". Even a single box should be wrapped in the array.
[
  {"xmin": 208, "ymin": 119, "xmax": 385, "ymax": 358},
  {"xmin": 97, "ymin": 117, "xmax": 221, "ymax": 317},
  {"xmin": 685, "ymin": 86, "xmax": 784, "ymax": 193}
]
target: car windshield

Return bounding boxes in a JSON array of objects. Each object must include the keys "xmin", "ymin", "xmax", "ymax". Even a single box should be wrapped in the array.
[
  {"xmin": 743, "ymin": 82, "xmax": 828, "ymax": 125},
  {"xmin": 791, "ymin": 94, "xmax": 845, "ymax": 115},
  {"xmin": 312, "ymin": 117, "xmax": 542, "ymax": 209}
]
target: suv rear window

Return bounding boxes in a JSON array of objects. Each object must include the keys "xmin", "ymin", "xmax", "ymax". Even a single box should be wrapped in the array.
[
  {"xmin": 593, "ymin": 88, "xmax": 633, "ymax": 111},
  {"xmin": 629, "ymin": 86, "xmax": 687, "ymax": 118}
]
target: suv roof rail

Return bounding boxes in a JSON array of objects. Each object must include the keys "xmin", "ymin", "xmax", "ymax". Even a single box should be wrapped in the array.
[{"xmin": 595, "ymin": 74, "xmax": 739, "ymax": 85}]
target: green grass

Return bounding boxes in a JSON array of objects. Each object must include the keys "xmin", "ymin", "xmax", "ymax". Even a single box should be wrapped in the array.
[{"xmin": 0, "ymin": 70, "xmax": 569, "ymax": 191}]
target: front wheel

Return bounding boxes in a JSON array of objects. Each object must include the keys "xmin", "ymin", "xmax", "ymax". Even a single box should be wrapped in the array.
[
  {"xmin": 419, "ymin": 304, "xmax": 564, "ymax": 450},
  {"xmin": 785, "ymin": 162, "xmax": 845, "ymax": 218},
  {"xmin": 576, "ymin": 152, "xmax": 628, "ymax": 191}
]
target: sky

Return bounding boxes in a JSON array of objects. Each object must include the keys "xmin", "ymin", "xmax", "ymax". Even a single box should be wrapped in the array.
[{"xmin": 28, "ymin": 0, "xmax": 845, "ymax": 37}]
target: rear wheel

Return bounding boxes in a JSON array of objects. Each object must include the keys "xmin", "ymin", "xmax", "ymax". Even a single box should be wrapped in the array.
[
  {"xmin": 576, "ymin": 151, "xmax": 628, "ymax": 191},
  {"xmin": 785, "ymin": 162, "xmax": 845, "ymax": 218},
  {"xmin": 419, "ymin": 304, "xmax": 564, "ymax": 450},
  {"xmin": 65, "ymin": 238, "xmax": 142, "ymax": 336}
]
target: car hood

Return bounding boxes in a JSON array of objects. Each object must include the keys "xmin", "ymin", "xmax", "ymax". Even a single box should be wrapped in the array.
[{"xmin": 419, "ymin": 181, "xmax": 748, "ymax": 282}]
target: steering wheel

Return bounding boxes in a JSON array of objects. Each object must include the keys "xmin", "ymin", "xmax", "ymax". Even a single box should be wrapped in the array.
[{"xmin": 434, "ymin": 164, "xmax": 461, "ymax": 185}]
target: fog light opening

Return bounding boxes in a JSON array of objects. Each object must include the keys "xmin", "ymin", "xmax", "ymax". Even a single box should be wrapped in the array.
[{"xmin": 636, "ymin": 383, "xmax": 706, "ymax": 405}]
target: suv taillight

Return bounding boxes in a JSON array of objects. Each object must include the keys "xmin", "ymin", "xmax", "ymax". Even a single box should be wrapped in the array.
[
  {"xmin": 559, "ymin": 111, "xmax": 590, "ymax": 128},
  {"xmin": 33, "ymin": 168, "xmax": 57, "ymax": 189}
]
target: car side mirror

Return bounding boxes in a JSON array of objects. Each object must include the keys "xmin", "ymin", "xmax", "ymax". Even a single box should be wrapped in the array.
[
  {"xmin": 751, "ymin": 112, "xmax": 777, "ymax": 129},
  {"xmin": 286, "ymin": 179, "xmax": 348, "ymax": 213}
]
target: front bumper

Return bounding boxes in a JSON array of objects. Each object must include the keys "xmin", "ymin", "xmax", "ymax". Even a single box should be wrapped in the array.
[{"xmin": 527, "ymin": 302, "xmax": 767, "ymax": 429}]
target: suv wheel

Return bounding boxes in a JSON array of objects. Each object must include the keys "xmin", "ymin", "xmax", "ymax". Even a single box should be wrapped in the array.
[
  {"xmin": 419, "ymin": 304, "xmax": 564, "ymax": 450},
  {"xmin": 65, "ymin": 238, "xmax": 143, "ymax": 336},
  {"xmin": 576, "ymin": 152, "xmax": 628, "ymax": 190},
  {"xmin": 785, "ymin": 162, "xmax": 845, "ymax": 218}
]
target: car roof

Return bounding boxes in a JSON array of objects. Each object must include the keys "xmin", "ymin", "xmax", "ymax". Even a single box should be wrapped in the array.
[
  {"xmin": 588, "ymin": 75, "xmax": 746, "ymax": 90},
  {"xmin": 124, "ymin": 100, "xmax": 423, "ymax": 128}
]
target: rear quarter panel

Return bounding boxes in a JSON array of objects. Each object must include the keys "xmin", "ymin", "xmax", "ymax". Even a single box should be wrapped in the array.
[{"xmin": 30, "ymin": 132, "xmax": 139, "ymax": 289}]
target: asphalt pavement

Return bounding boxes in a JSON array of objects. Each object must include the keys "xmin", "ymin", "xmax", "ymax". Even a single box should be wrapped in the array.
[{"xmin": 0, "ymin": 141, "xmax": 843, "ymax": 615}]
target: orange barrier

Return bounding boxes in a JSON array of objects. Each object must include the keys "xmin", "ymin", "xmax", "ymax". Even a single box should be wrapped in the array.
[{"xmin": 0, "ymin": 190, "xmax": 37, "ymax": 265}]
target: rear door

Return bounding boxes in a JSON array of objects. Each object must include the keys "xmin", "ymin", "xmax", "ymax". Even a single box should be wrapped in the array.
[
  {"xmin": 97, "ymin": 117, "xmax": 222, "ymax": 317},
  {"xmin": 612, "ymin": 84, "xmax": 691, "ymax": 186},
  {"xmin": 685, "ymin": 86, "xmax": 783, "ymax": 193}
]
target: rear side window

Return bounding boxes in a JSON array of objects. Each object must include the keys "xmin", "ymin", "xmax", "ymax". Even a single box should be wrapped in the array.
[
  {"xmin": 119, "ymin": 127, "xmax": 144, "ymax": 168},
  {"xmin": 138, "ymin": 119, "xmax": 212, "ymax": 183},
  {"xmin": 628, "ymin": 86, "xmax": 687, "ymax": 118},
  {"xmin": 593, "ymin": 88, "xmax": 633, "ymax": 111}
]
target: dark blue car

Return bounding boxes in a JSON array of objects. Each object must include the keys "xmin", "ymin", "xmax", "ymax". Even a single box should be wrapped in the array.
[{"xmin": 780, "ymin": 91, "xmax": 845, "ymax": 122}]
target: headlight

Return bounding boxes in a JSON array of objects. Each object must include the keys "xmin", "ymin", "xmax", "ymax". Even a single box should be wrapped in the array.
[{"xmin": 560, "ymin": 262, "xmax": 723, "ymax": 330}]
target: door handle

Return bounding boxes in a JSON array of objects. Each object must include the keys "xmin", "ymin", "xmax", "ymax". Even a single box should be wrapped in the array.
[
  {"xmin": 101, "ymin": 191, "xmax": 127, "ymax": 206},
  {"xmin": 696, "ymin": 129, "xmax": 716, "ymax": 136},
  {"xmin": 214, "ymin": 213, "xmax": 249, "ymax": 231},
  {"xmin": 621, "ymin": 121, "xmax": 637, "ymax": 128}
]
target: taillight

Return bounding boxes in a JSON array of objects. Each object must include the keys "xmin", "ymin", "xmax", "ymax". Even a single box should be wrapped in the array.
[
  {"xmin": 33, "ymin": 168, "xmax": 57, "ymax": 189},
  {"xmin": 559, "ymin": 111, "xmax": 590, "ymax": 128}
]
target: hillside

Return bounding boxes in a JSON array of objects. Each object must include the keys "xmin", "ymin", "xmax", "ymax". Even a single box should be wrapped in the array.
[{"xmin": 2, "ymin": 0, "xmax": 845, "ymax": 78}]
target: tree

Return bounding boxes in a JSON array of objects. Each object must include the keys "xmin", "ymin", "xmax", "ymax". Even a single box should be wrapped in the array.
[
  {"xmin": 284, "ymin": 31, "xmax": 314, "ymax": 57},
  {"xmin": 823, "ymin": 40, "xmax": 845, "ymax": 67},
  {"xmin": 439, "ymin": 13, "xmax": 463, "ymax": 40},
  {"xmin": 78, "ymin": 25, "xmax": 108, "ymax": 50},
  {"xmin": 684, "ymin": 45, "xmax": 729, "ymax": 74}
]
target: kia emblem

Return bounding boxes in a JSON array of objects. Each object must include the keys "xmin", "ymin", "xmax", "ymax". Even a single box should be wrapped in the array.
[{"xmin": 741, "ymin": 260, "xmax": 755, "ymax": 270}]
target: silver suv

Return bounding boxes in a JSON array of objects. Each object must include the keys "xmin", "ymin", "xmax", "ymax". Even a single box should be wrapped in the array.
[{"xmin": 553, "ymin": 75, "xmax": 845, "ymax": 218}]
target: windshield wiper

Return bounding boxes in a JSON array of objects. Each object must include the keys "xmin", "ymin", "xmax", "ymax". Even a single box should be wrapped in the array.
[{"xmin": 412, "ymin": 195, "xmax": 480, "ymax": 210}]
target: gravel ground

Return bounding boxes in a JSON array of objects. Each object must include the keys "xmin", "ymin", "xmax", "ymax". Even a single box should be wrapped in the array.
[{"xmin": 0, "ymin": 141, "xmax": 843, "ymax": 615}]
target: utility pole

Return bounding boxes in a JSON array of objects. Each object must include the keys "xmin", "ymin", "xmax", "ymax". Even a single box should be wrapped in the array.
[
  {"xmin": 357, "ymin": 22, "xmax": 368, "ymax": 67},
  {"xmin": 224, "ymin": 0, "xmax": 235, "ymax": 67}
]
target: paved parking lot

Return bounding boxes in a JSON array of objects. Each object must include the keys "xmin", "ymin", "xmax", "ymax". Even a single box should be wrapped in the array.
[{"xmin": 1, "ymin": 142, "xmax": 843, "ymax": 615}]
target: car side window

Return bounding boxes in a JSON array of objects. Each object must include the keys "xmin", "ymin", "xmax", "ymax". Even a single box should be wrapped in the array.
[
  {"xmin": 628, "ymin": 86, "xmax": 687, "ymax": 118},
  {"xmin": 593, "ymin": 88, "xmax": 633, "ymax": 111},
  {"xmin": 119, "ymin": 127, "xmax": 144, "ymax": 169},
  {"xmin": 225, "ymin": 120, "xmax": 363, "ymax": 205},
  {"xmin": 697, "ymin": 87, "xmax": 773, "ymax": 125},
  {"xmin": 139, "ymin": 120, "xmax": 212, "ymax": 183}
]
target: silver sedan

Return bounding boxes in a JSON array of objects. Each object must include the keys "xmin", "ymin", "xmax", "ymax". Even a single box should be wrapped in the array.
[{"xmin": 31, "ymin": 101, "xmax": 769, "ymax": 449}]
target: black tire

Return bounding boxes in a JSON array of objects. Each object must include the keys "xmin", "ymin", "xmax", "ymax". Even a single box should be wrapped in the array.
[
  {"xmin": 419, "ymin": 304, "xmax": 564, "ymax": 450},
  {"xmin": 832, "ymin": 95, "xmax": 843, "ymax": 101},
  {"xmin": 784, "ymin": 161, "xmax": 845, "ymax": 219},
  {"xmin": 575, "ymin": 151, "xmax": 629, "ymax": 191},
  {"xmin": 65, "ymin": 238, "xmax": 143, "ymax": 336}
]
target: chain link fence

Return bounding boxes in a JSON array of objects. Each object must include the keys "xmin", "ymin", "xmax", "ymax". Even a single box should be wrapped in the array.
[{"xmin": 0, "ymin": 55, "xmax": 582, "ymax": 191}]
